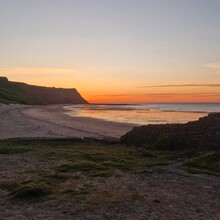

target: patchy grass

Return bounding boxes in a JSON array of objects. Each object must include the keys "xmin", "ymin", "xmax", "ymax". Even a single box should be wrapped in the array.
[
  {"xmin": 56, "ymin": 161, "xmax": 107, "ymax": 173},
  {"xmin": 0, "ymin": 139, "xmax": 174, "ymax": 203},
  {"xmin": 2, "ymin": 138, "xmax": 218, "ymax": 205},
  {"xmin": 55, "ymin": 161, "xmax": 115, "ymax": 178},
  {"xmin": 0, "ymin": 180, "xmax": 52, "ymax": 201},
  {"xmin": 182, "ymin": 153, "xmax": 220, "ymax": 176},
  {"xmin": 0, "ymin": 146, "xmax": 30, "ymax": 154},
  {"xmin": 0, "ymin": 182, "xmax": 20, "ymax": 191},
  {"xmin": 40, "ymin": 173, "xmax": 72, "ymax": 181},
  {"xmin": 0, "ymin": 139, "xmax": 39, "ymax": 154},
  {"xmin": 11, "ymin": 182, "xmax": 52, "ymax": 201}
]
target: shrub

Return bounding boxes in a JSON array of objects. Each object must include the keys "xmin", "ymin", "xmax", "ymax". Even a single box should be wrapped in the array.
[
  {"xmin": 153, "ymin": 132, "xmax": 186, "ymax": 151},
  {"xmin": 11, "ymin": 183, "xmax": 51, "ymax": 201}
]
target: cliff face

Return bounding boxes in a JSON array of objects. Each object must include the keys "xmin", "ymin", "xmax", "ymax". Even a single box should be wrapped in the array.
[{"xmin": 0, "ymin": 77, "xmax": 88, "ymax": 105}]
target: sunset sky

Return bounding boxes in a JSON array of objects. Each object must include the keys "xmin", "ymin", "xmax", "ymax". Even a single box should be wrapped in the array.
[{"xmin": 0, "ymin": 0, "xmax": 220, "ymax": 103}]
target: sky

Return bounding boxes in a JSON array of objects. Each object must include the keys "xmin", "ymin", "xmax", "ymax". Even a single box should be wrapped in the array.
[{"xmin": 0, "ymin": 0, "xmax": 220, "ymax": 103}]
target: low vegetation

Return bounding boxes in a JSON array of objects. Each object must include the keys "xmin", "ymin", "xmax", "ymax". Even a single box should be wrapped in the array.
[
  {"xmin": 0, "ymin": 139, "xmax": 172, "ymax": 203},
  {"xmin": 182, "ymin": 153, "xmax": 220, "ymax": 176},
  {"xmin": 121, "ymin": 113, "xmax": 220, "ymax": 153},
  {"xmin": 0, "ymin": 145, "xmax": 30, "ymax": 154},
  {"xmin": 0, "ymin": 139, "xmax": 219, "ymax": 206}
]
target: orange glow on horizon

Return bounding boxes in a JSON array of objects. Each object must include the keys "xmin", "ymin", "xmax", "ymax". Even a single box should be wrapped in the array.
[
  {"xmin": 2, "ymin": 69, "xmax": 220, "ymax": 103},
  {"xmin": 1, "ymin": 1, "xmax": 220, "ymax": 106},
  {"xmin": 86, "ymin": 94, "xmax": 220, "ymax": 103}
]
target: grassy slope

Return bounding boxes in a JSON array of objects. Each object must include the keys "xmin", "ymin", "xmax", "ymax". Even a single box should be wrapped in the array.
[
  {"xmin": 0, "ymin": 79, "xmax": 33, "ymax": 104},
  {"xmin": 0, "ymin": 89, "xmax": 30, "ymax": 104},
  {"xmin": 0, "ymin": 78, "xmax": 88, "ymax": 104}
]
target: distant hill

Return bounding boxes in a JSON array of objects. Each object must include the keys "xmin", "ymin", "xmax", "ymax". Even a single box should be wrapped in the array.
[{"xmin": 0, "ymin": 77, "xmax": 88, "ymax": 105}]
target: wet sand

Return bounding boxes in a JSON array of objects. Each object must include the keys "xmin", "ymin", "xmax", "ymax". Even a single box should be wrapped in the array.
[{"xmin": 0, "ymin": 104, "xmax": 135, "ymax": 139}]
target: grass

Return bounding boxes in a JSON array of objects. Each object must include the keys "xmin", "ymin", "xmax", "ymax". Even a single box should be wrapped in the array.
[
  {"xmin": 0, "ymin": 181, "xmax": 52, "ymax": 201},
  {"xmin": 182, "ymin": 153, "xmax": 220, "ymax": 176},
  {"xmin": 0, "ymin": 139, "xmax": 218, "ymax": 204},
  {"xmin": 0, "ymin": 182, "xmax": 20, "ymax": 191},
  {"xmin": 56, "ymin": 161, "xmax": 115, "ymax": 177},
  {"xmin": 0, "ymin": 139, "xmax": 173, "ymax": 203},
  {"xmin": 0, "ymin": 146, "xmax": 30, "ymax": 154},
  {"xmin": 11, "ymin": 182, "xmax": 52, "ymax": 201}
]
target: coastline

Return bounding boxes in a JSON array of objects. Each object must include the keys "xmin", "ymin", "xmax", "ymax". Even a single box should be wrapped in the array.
[
  {"xmin": 63, "ymin": 103, "xmax": 212, "ymax": 125},
  {"xmin": 0, "ymin": 104, "xmax": 135, "ymax": 140},
  {"xmin": 0, "ymin": 105, "xmax": 219, "ymax": 219}
]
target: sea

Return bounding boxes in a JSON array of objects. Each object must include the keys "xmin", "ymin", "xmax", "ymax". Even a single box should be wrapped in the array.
[{"xmin": 64, "ymin": 103, "xmax": 220, "ymax": 125}]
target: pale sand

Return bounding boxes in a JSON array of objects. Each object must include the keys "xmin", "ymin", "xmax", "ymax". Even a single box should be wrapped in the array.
[{"xmin": 0, "ymin": 104, "xmax": 135, "ymax": 139}]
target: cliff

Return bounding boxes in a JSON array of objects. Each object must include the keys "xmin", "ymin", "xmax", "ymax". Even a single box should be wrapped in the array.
[{"xmin": 0, "ymin": 77, "xmax": 88, "ymax": 105}]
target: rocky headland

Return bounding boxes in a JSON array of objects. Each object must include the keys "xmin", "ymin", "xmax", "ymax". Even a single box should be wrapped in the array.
[{"xmin": 0, "ymin": 77, "xmax": 88, "ymax": 104}]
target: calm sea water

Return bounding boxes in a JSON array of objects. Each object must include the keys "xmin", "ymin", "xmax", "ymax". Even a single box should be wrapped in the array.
[{"xmin": 64, "ymin": 103, "xmax": 220, "ymax": 125}]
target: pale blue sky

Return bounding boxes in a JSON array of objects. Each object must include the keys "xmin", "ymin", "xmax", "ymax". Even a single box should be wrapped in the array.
[{"xmin": 0, "ymin": 0, "xmax": 220, "ymax": 102}]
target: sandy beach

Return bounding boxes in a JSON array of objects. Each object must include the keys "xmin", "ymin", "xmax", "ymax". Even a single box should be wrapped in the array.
[{"xmin": 0, "ymin": 104, "xmax": 135, "ymax": 140}]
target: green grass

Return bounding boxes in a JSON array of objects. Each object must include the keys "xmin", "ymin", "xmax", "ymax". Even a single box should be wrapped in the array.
[{"xmin": 182, "ymin": 153, "xmax": 220, "ymax": 176}]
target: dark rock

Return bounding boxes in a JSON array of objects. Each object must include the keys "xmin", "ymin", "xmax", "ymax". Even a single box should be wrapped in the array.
[
  {"xmin": 0, "ymin": 77, "xmax": 8, "ymax": 82},
  {"xmin": 121, "ymin": 113, "xmax": 220, "ymax": 151}
]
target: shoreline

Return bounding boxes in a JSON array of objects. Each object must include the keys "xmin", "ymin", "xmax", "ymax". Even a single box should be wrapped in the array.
[
  {"xmin": 0, "ymin": 104, "xmax": 135, "ymax": 140},
  {"xmin": 63, "ymin": 104, "xmax": 210, "ymax": 125},
  {"xmin": 0, "ymin": 105, "xmax": 219, "ymax": 219}
]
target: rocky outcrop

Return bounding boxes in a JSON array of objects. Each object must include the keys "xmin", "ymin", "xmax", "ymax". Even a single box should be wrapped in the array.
[
  {"xmin": 121, "ymin": 113, "xmax": 220, "ymax": 151},
  {"xmin": 0, "ymin": 77, "xmax": 88, "ymax": 104},
  {"xmin": 0, "ymin": 77, "xmax": 8, "ymax": 83}
]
